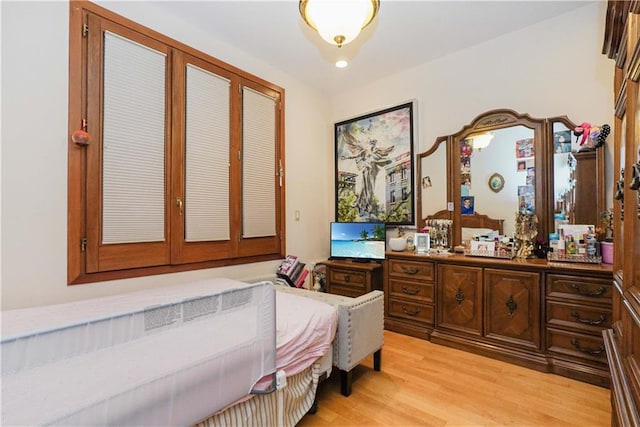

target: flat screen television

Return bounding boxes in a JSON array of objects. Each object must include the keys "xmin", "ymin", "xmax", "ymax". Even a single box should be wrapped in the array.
[{"xmin": 329, "ymin": 222, "xmax": 386, "ymax": 263}]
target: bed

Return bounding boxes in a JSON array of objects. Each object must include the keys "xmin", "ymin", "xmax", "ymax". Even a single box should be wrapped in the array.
[{"xmin": 1, "ymin": 278, "xmax": 337, "ymax": 426}]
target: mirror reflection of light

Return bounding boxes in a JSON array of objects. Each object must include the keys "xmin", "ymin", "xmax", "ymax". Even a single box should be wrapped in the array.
[
  {"xmin": 471, "ymin": 132, "xmax": 494, "ymax": 150},
  {"xmin": 335, "ymin": 60, "xmax": 348, "ymax": 68}
]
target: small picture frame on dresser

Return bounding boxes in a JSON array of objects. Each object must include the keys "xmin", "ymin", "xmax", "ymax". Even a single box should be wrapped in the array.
[{"xmin": 414, "ymin": 233, "xmax": 430, "ymax": 253}]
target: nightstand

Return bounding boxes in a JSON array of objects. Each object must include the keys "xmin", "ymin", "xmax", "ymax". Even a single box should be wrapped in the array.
[{"xmin": 323, "ymin": 260, "xmax": 383, "ymax": 298}]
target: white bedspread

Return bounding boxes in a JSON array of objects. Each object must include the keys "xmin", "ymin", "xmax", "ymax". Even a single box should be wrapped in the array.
[{"xmin": 1, "ymin": 278, "xmax": 337, "ymax": 426}]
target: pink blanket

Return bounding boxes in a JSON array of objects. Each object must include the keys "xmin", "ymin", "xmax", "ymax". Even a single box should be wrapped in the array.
[{"xmin": 274, "ymin": 290, "xmax": 337, "ymax": 376}]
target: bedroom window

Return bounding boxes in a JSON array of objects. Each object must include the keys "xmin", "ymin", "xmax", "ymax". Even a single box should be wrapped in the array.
[{"xmin": 68, "ymin": 2, "xmax": 285, "ymax": 284}]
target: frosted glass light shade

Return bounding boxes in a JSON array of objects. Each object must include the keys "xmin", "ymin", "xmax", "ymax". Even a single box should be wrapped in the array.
[
  {"xmin": 299, "ymin": 0, "xmax": 379, "ymax": 48},
  {"xmin": 472, "ymin": 132, "xmax": 494, "ymax": 151}
]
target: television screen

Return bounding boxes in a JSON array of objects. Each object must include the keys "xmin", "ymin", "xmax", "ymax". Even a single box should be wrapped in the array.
[{"xmin": 330, "ymin": 222, "xmax": 386, "ymax": 262}]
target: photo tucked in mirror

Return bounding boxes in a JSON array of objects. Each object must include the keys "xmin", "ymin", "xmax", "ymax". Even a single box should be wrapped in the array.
[{"xmin": 460, "ymin": 125, "xmax": 535, "ymax": 237}]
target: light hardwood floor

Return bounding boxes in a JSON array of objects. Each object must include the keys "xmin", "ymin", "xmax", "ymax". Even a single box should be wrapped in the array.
[{"xmin": 298, "ymin": 330, "xmax": 611, "ymax": 426}]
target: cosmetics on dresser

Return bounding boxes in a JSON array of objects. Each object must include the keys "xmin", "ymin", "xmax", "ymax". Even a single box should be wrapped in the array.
[{"xmin": 557, "ymin": 230, "xmax": 566, "ymax": 257}]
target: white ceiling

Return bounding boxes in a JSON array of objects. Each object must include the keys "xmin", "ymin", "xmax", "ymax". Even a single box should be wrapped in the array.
[{"xmin": 149, "ymin": 1, "xmax": 595, "ymax": 96}]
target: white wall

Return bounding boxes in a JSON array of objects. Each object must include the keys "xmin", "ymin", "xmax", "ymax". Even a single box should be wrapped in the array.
[
  {"xmin": 1, "ymin": 1, "xmax": 331, "ymax": 309},
  {"xmin": 331, "ymin": 2, "xmax": 614, "ymax": 231},
  {"xmin": 1, "ymin": 1, "xmax": 614, "ymax": 310}
]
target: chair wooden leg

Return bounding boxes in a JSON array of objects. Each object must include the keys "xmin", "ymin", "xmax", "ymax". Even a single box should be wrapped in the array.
[
  {"xmin": 373, "ymin": 349, "xmax": 381, "ymax": 371},
  {"xmin": 340, "ymin": 369, "xmax": 352, "ymax": 397}
]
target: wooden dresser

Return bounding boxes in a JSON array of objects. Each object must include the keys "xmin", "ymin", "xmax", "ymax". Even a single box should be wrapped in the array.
[{"xmin": 383, "ymin": 252, "xmax": 613, "ymax": 387}]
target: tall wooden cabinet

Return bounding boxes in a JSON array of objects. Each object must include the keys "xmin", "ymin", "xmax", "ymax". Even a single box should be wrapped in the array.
[{"xmin": 601, "ymin": 2, "xmax": 640, "ymax": 424}]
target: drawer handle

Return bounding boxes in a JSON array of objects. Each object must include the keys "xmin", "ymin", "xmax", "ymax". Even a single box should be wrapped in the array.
[
  {"xmin": 401, "ymin": 306, "xmax": 421, "ymax": 316},
  {"xmin": 400, "ymin": 266, "xmax": 419, "ymax": 275},
  {"xmin": 402, "ymin": 286, "xmax": 420, "ymax": 295},
  {"xmin": 569, "ymin": 284, "xmax": 606, "ymax": 297},
  {"xmin": 570, "ymin": 311, "xmax": 606, "ymax": 326},
  {"xmin": 455, "ymin": 288, "xmax": 464, "ymax": 306},
  {"xmin": 506, "ymin": 295, "xmax": 518, "ymax": 318},
  {"xmin": 570, "ymin": 339, "xmax": 605, "ymax": 356},
  {"xmin": 344, "ymin": 275, "xmax": 350, "ymax": 283}
]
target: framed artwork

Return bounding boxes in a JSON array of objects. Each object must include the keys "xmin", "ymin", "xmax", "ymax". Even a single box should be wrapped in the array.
[
  {"xmin": 335, "ymin": 102, "xmax": 415, "ymax": 225},
  {"xmin": 488, "ymin": 173, "xmax": 504, "ymax": 193}
]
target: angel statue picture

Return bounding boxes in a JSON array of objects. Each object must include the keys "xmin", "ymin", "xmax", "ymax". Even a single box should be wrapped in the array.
[{"xmin": 335, "ymin": 102, "xmax": 414, "ymax": 225}]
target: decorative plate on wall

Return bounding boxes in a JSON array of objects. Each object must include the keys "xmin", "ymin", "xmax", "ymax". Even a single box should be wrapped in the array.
[{"xmin": 488, "ymin": 172, "xmax": 505, "ymax": 193}]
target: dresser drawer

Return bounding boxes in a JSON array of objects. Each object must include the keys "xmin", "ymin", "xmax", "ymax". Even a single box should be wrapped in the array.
[
  {"xmin": 546, "ymin": 301, "xmax": 612, "ymax": 334},
  {"xmin": 329, "ymin": 268, "xmax": 366, "ymax": 291},
  {"xmin": 546, "ymin": 328, "xmax": 607, "ymax": 364},
  {"xmin": 388, "ymin": 258, "xmax": 435, "ymax": 281},
  {"xmin": 389, "ymin": 278, "xmax": 434, "ymax": 303},
  {"xmin": 327, "ymin": 285, "xmax": 363, "ymax": 299},
  {"xmin": 546, "ymin": 274, "xmax": 612, "ymax": 304},
  {"xmin": 388, "ymin": 298, "xmax": 434, "ymax": 325}
]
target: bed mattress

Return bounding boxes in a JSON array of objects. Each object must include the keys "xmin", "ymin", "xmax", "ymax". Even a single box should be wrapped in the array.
[{"xmin": 1, "ymin": 278, "xmax": 336, "ymax": 426}]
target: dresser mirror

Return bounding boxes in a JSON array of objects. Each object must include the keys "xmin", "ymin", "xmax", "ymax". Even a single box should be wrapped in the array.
[
  {"xmin": 416, "ymin": 137, "xmax": 448, "ymax": 222},
  {"xmin": 449, "ymin": 110, "xmax": 544, "ymax": 245},
  {"xmin": 416, "ymin": 109, "xmax": 605, "ymax": 247},
  {"xmin": 549, "ymin": 117, "xmax": 605, "ymax": 230}
]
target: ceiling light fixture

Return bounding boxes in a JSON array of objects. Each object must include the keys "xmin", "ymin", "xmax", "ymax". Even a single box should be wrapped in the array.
[
  {"xmin": 335, "ymin": 60, "xmax": 348, "ymax": 68},
  {"xmin": 471, "ymin": 132, "xmax": 494, "ymax": 151},
  {"xmin": 299, "ymin": 0, "xmax": 380, "ymax": 48}
]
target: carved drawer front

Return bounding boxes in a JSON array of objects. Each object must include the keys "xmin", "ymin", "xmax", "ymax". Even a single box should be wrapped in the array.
[
  {"xmin": 388, "ymin": 259, "xmax": 435, "ymax": 281},
  {"xmin": 388, "ymin": 298, "xmax": 434, "ymax": 325},
  {"xmin": 329, "ymin": 269, "xmax": 366, "ymax": 291},
  {"xmin": 484, "ymin": 269, "xmax": 540, "ymax": 350},
  {"xmin": 388, "ymin": 278, "xmax": 434, "ymax": 303},
  {"xmin": 437, "ymin": 264, "xmax": 483, "ymax": 336},
  {"xmin": 547, "ymin": 328, "xmax": 608, "ymax": 364},
  {"xmin": 546, "ymin": 301, "xmax": 612, "ymax": 334},
  {"xmin": 546, "ymin": 274, "xmax": 611, "ymax": 304}
]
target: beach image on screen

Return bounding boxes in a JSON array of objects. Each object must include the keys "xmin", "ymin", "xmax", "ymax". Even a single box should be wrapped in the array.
[{"xmin": 330, "ymin": 222, "xmax": 386, "ymax": 260}]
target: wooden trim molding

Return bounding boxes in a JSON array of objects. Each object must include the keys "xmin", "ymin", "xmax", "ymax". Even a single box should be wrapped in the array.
[
  {"xmin": 629, "ymin": 36, "xmax": 640, "ymax": 81},
  {"xmin": 602, "ymin": 329, "xmax": 640, "ymax": 423},
  {"xmin": 615, "ymin": 79, "xmax": 627, "ymax": 118}
]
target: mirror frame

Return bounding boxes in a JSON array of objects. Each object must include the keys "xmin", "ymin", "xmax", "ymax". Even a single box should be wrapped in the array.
[
  {"xmin": 416, "ymin": 136, "xmax": 451, "ymax": 231},
  {"xmin": 418, "ymin": 109, "xmax": 552, "ymax": 246},
  {"xmin": 417, "ymin": 109, "xmax": 607, "ymax": 249}
]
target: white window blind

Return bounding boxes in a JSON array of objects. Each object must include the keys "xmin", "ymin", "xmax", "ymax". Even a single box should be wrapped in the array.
[
  {"xmin": 102, "ymin": 31, "xmax": 166, "ymax": 244},
  {"xmin": 185, "ymin": 64, "xmax": 231, "ymax": 242},
  {"xmin": 242, "ymin": 88, "xmax": 276, "ymax": 238}
]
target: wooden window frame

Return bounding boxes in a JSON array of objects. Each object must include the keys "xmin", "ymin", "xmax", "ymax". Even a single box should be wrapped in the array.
[{"xmin": 68, "ymin": 1, "xmax": 286, "ymax": 285}]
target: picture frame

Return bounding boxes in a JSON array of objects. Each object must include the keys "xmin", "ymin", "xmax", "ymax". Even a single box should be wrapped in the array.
[
  {"xmin": 335, "ymin": 102, "xmax": 415, "ymax": 225},
  {"xmin": 414, "ymin": 232, "xmax": 430, "ymax": 253},
  {"xmin": 461, "ymin": 196, "xmax": 475, "ymax": 215},
  {"xmin": 488, "ymin": 173, "xmax": 504, "ymax": 193},
  {"xmin": 470, "ymin": 240, "xmax": 495, "ymax": 254}
]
